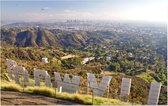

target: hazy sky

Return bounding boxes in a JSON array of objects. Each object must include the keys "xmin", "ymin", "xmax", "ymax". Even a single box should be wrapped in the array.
[{"xmin": 1, "ymin": 0, "xmax": 168, "ymax": 23}]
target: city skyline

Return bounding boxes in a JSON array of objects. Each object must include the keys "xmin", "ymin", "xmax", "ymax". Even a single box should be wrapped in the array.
[{"xmin": 1, "ymin": 0, "xmax": 168, "ymax": 23}]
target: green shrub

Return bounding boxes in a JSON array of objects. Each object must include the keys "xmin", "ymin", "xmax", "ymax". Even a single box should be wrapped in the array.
[
  {"xmin": 31, "ymin": 87, "xmax": 54, "ymax": 97},
  {"xmin": 56, "ymin": 92, "xmax": 92, "ymax": 105},
  {"xmin": 1, "ymin": 73, "xmax": 11, "ymax": 81},
  {"xmin": 61, "ymin": 57, "xmax": 82, "ymax": 69},
  {"xmin": 1, "ymin": 82, "xmax": 22, "ymax": 92}
]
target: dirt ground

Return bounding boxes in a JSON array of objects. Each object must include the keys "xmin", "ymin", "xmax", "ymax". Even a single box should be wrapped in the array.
[{"xmin": 0, "ymin": 91, "xmax": 80, "ymax": 105}]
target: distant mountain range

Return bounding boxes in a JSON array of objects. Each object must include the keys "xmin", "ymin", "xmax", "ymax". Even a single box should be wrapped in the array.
[{"xmin": 1, "ymin": 28, "xmax": 89, "ymax": 48}]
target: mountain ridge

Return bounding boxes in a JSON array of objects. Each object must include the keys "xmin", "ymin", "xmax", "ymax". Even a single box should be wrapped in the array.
[{"xmin": 1, "ymin": 28, "xmax": 88, "ymax": 48}]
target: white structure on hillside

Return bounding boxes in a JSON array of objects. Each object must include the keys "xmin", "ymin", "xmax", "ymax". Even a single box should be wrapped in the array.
[
  {"xmin": 34, "ymin": 68, "xmax": 51, "ymax": 87},
  {"xmin": 42, "ymin": 57, "xmax": 49, "ymax": 63},
  {"xmin": 13, "ymin": 66, "xmax": 29, "ymax": 84},
  {"xmin": 5, "ymin": 59, "xmax": 163, "ymax": 105},
  {"xmin": 120, "ymin": 78, "xmax": 132, "ymax": 101},
  {"xmin": 6, "ymin": 59, "xmax": 17, "ymax": 80},
  {"xmin": 82, "ymin": 57, "xmax": 95, "ymax": 64},
  {"xmin": 106, "ymin": 56, "xmax": 111, "ymax": 61},
  {"xmin": 87, "ymin": 73, "xmax": 112, "ymax": 97},
  {"xmin": 54, "ymin": 72, "xmax": 80, "ymax": 93},
  {"xmin": 147, "ymin": 82, "xmax": 161, "ymax": 105},
  {"xmin": 128, "ymin": 53, "xmax": 133, "ymax": 57}
]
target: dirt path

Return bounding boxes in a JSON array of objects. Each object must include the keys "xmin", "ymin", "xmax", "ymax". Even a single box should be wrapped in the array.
[
  {"xmin": 1, "ymin": 91, "xmax": 80, "ymax": 105},
  {"xmin": 61, "ymin": 55, "xmax": 77, "ymax": 60}
]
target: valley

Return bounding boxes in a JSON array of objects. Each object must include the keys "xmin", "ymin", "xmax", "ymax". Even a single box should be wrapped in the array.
[{"xmin": 0, "ymin": 21, "xmax": 167, "ymax": 105}]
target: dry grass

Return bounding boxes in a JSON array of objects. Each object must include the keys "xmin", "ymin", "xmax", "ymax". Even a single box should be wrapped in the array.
[
  {"xmin": 1, "ymin": 79, "xmax": 129, "ymax": 105},
  {"xmin": 1, "ymin": 80, "xmax": 22, "ymax": 92},
  {"xmin": 136, "ymin": 72, "xmax": 156, "ymax": 83},
  {"xmin": 1, "ymin": 80, "xmax": 89, "ymax": 104},
  {"xmin": 25, "ymin": 86, "xmax": 55, "ymax": 97}
]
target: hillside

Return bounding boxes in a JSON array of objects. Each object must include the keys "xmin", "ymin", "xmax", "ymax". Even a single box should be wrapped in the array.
[
  {"xmin": 0, "ymin": 47, "xmax": 167, "ymax": 105},
  {"xmin": 0, "ymin": 25, "xmax": 167, "ymax": 105},
  {"xmin": 1, "ymin": 28, "xmax": 88, "ymax": 48}
]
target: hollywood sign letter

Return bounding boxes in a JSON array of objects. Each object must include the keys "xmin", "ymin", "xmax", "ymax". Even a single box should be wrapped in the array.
[
  {"xmin": 34, "ymin": 68, "xmax": 51, "ymax": 87},
  {"xmin": 6, "ymin": 59, "xmax": 17, "ymax": 80},
  {"xmin": 87, "ymin": 73, "xmax": 112, "ymax": 97},
  {"xmin": 120, "ymin": 78, "xmax": 132, "ymax": 101},
  {"xmin": 147, "ymin": 82, "xmax": 161, "ymax": 105},
  {"xmin": 54, "ymin": 72, "xmax": 80, "ymax": 93},
  {"xmin": 13, "ymin": 66, "xmax": 29, "ymax": 85}
]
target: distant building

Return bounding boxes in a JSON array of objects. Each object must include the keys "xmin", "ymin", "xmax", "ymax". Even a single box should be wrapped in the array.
[
  {"xmin": 128, "ymin": 53, "xmax": 133, "ymax": 57},
  {"xmin": 106, "ymin": 56, "xmax": 111, "ymax": 61},
  {"xmin": 42, "ymin": 57, "xmax": 49, "ymax": 63},
  {"xmin": 82, "ymin": 57, "xmax": 95, "ymax": 64}
]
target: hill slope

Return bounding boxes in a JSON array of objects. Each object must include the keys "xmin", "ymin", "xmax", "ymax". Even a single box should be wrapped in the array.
[{"xmin": 1, "ymin": 28, "xmax": 88, "ymax": 48}]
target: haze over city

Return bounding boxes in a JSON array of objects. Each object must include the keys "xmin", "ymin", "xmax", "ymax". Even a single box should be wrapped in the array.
[{"xmin": 1, "ymin": 0, "xmax": 168, "ymax": 23}]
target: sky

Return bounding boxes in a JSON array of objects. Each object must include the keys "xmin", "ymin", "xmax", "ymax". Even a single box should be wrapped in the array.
[{"xmin": 1, "ymin": 0, "xmax": 168, "ymax": 23}]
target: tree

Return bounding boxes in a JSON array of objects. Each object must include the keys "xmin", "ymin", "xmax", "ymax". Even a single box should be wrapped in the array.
[
  {"xmin": 61, "ymin": 57, "xmax": 82, "ymax": 69},
  {"xmin": 109, "ymin": 62, "xmax": 121, "ymax": 72}
]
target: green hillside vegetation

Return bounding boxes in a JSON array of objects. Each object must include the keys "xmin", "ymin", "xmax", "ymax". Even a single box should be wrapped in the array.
[
  {"xmin": 0, "ymin": 27, "xmax": 167, "ymax": 105},
  {"xmin": 0, "ymin": 46, "xmax": 167, "ymax": 105},
  {"xmin": 136, "ymin": 72, "xmax": 156, "ymax": 83}
]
